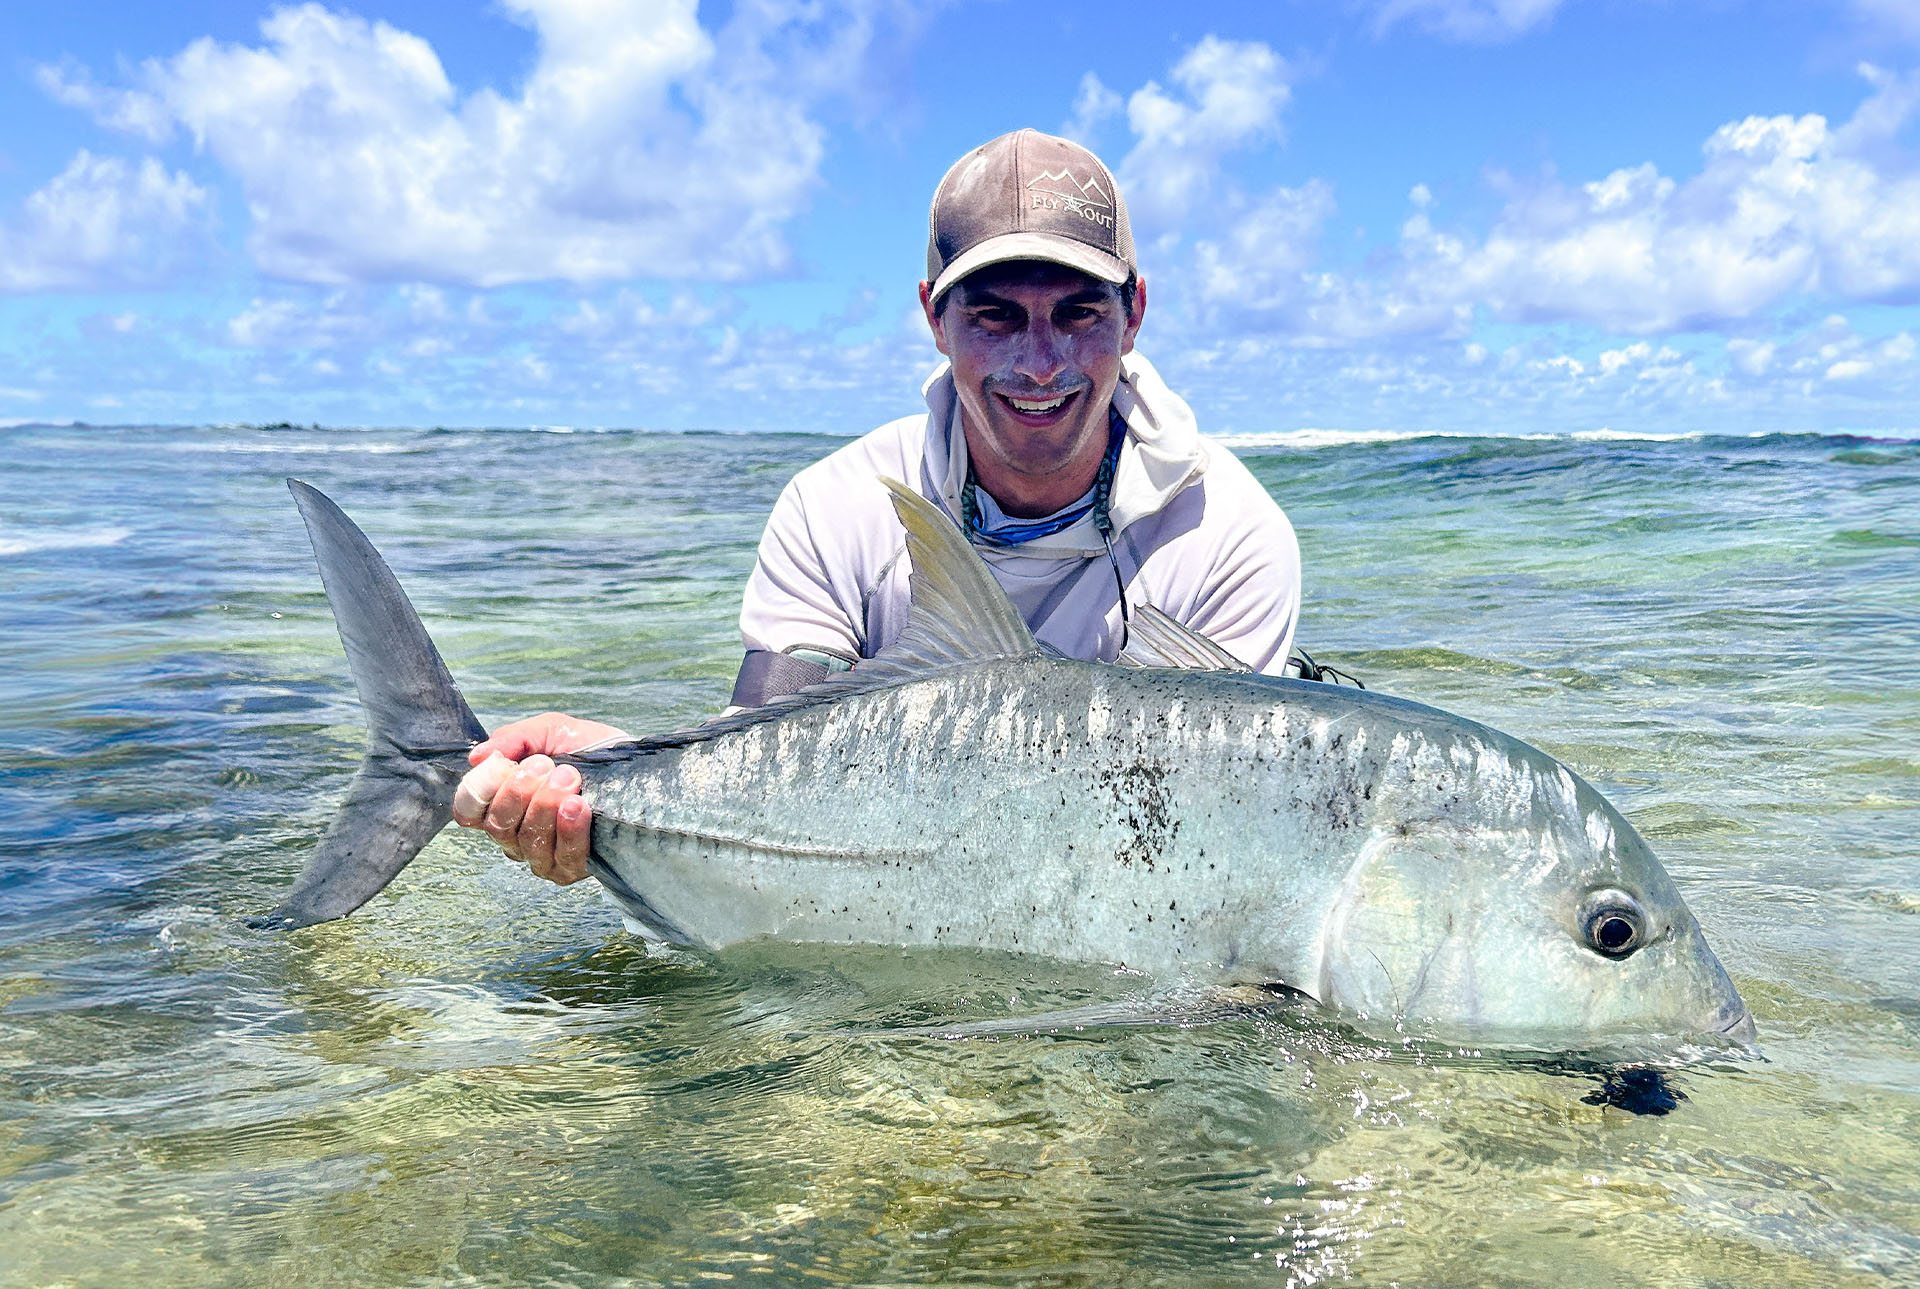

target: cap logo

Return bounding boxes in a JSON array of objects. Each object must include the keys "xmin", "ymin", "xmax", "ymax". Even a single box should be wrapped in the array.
[{"xmin": 1026, "ymin": 168, "xmax": 1116, "ymax": 230}]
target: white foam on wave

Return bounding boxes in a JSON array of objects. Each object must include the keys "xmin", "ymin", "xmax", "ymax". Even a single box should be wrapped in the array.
[
  {"xmin": 0, "ymin": 525, "xmax": 133, "ymax": 557},
  {"xmin": 1573, "ymin": 428, "xmax": 1713, "ymax": 442},
  {"xmin": 1216, "ymin": 426, "xmax": 1920, "ymax": 449},
  {"xmin": 1212, "ymin": 428, "xmax": 1560, "ymax": 450}
]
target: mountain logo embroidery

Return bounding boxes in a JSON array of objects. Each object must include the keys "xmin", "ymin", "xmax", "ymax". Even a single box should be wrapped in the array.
[{"xmin": 1027, "ymin": 168, "xmax": 1116, "ymax": 229}]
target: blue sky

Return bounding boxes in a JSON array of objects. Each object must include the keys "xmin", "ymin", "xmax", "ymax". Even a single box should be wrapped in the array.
[{"xmin": 2, "ymin": 0, "xmax": 1918, "ymax": 435}]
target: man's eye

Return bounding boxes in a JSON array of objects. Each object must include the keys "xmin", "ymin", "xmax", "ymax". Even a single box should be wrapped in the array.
[{"xmin": 971, "ymin": 307, "xmax": 1017, "ymax": 325}]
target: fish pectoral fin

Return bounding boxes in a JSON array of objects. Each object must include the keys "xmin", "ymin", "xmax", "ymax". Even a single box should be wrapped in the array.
[{"xmin": 1117, "ymin": 604, "xmax": 1255, "ymax": 672}]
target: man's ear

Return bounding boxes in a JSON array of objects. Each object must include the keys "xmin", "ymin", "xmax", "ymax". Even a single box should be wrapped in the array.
[
  {"xmin": 1120, "ymin": 275, "xmax": 1146, "ymax": 357},
  {"xmin": 919, "ymin": 281, "xmax": 951, "ymax": 356}
]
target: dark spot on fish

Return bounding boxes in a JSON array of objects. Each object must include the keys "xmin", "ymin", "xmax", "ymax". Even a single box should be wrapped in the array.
[
  {"xmin": 1581, "ymin": 1068, "xmax": 1685, "ymax": 1116},
  {"xmin": 1106, "ymin": 759, "xmax": 1180, "ymax": 870}
]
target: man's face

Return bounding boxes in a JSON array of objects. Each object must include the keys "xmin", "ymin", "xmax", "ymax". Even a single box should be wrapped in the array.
[{"xmin": 921, "ymin": 261, "xmax": 1145, "ymax": 514}]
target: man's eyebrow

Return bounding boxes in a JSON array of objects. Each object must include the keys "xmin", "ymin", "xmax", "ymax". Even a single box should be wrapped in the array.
[
  {"xmin": 957, "ymin": 286, "xmax": 1113, "ymax": 309},
  {"xmin": 956, "ymin": 287, "xmax": 1020, "ymax": 309}
]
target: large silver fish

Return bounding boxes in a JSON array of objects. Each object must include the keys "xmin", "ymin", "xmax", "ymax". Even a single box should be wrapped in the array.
[{"xmin": 269, "ymin": 478, "xmax": 1754, "ymax": 1054}]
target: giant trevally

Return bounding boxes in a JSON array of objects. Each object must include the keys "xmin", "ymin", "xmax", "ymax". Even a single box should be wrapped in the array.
[{"xmin": 266, "ymin": 478, "xmax": 1755, "ymax": 1054}]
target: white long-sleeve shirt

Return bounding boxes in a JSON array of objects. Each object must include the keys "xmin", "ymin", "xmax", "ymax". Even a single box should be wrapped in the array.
[{"xmin": 740, "ymin": 352, "xmax": 1301, "ymax": 674}]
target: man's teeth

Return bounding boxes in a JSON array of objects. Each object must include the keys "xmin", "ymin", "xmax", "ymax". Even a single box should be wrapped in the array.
[{"xmin": 1007, "ymin": 394, "xmax": 1068, "ymax": 414}]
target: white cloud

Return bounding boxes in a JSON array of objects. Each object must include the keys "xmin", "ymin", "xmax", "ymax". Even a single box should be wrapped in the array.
[
  {"xmin": 1193, "ymin": 180, "xmax": 1336, "ymax": 298},
  {"xmin": 1726, "ymin": 338, "xmax": 1775, "ymax": 377},
  {"xmin": 1365, "ymin": 0, "xmax": 1563, "ymax": 42},
  {"xmin": 1063, "ymin": 72, "xmax": 1125, "ymax": 146},
  {"xmin": 1598, "ymin": 342, "xmax": 1649, "ymax": 376},
  {"xmin": 0, "ymin": 151, "xmax": 210, "ymax": 291},
  {"xmin": 1403, "ymin": 68, "xmax": 1920, "ymax": 331},
  {"xmin": 1851, "ymin": 0, "xmax": 1920, "ymax": 44},
  {"xmin": 1715, "ymin": 313, "xmax": 1919, "ymax": 394},
  {"xmin": 224, "ymin": 289, "xmax": 399, "ymax": 348},
  {"xmin": 227, "ymin": 298, "xmax": 308, "ymax": 347},
  {"xmin": 1182, "ymin": 63, "xmax": 1920, "ymax": 342},
  {"xmin": 1116, "ymin": 36, "xmax": 1292, "ymax": 232},
  {"xmin": 50, "ymin": 0, "xmax": 912, "ymax": 287},
  {"xmin": 1186, "ymin": 184, "xmax": 1471, "ymax": 341},
  {"xmin": 35, "ymin": 62, "xmax": 174, "ymax": 143}
]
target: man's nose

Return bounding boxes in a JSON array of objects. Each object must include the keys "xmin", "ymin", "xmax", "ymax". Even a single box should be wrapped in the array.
[{"xmin": 1011, "ymin": 322, "xmax": 1067, "ymax": 386}]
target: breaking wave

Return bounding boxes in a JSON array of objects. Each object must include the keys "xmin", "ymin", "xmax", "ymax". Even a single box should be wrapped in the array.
[
  {"xmin": 1212, "ymin": 426, "xmax": 1920, "ymax": 450},
  {"xmin": 0, "ymin": 525, "xmax": 133, "ymax": 557}
]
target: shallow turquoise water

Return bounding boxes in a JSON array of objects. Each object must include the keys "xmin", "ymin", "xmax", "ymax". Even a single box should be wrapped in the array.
[{"xmin": 1, "ymin": 422, "xmax": 1916, "ymax": 1286}]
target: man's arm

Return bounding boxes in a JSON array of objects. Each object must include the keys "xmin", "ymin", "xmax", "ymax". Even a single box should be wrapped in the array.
[
  {"xmin": 732, "ymin": 476, "xmax": 874, "ymax": 704},
  {"xmin": 1159, "ymin": 459, "xmax": 1302, "ymax": 676}
]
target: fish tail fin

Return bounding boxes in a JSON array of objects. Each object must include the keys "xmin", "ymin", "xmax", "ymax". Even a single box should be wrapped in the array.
[{"xmin": 255, "ymin": 480, "xmax": 488, "ymax": 930}]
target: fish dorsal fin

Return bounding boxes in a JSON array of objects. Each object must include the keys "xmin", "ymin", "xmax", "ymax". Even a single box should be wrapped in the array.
[
  {"xmin": 1117, "ymin": 603, "xmax": 1253, "ymax": 672},
  {"xmin": 861, "ymin": 476, "xmax": 1038, "ymax": 677}
]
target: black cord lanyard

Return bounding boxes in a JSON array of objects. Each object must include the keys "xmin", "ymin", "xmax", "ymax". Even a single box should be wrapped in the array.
[{"xmin": 959, "ymin": 412, "xmax": 1132, "ymax": 640}]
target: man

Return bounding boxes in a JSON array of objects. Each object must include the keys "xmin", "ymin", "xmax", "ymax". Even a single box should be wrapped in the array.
[{"xmin": 452, "ymin": 128, "xmax": 1302, "ymax": 887}]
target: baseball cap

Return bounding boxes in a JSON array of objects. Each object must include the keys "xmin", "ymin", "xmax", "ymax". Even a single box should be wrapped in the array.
[{"xmin": 925, "ymin": 128, "xmax": 1135, "ymax": 303}]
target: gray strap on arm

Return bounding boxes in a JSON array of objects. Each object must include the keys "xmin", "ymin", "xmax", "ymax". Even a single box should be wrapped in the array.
[{"xmin": 729, "ymin": 648, "xmax": 854, "ymax": 708}]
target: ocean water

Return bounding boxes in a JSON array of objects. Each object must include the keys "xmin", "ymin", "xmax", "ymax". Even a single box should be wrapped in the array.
[{"xmin": 1, "ymin": 421, "xmax": 1916, "ymax": 1287}]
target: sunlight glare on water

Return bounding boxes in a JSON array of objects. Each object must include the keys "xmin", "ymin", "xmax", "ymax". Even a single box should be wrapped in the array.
[{"xmin": 0, "ymin": 423, "xmax": 1915, "ymax": 1286}]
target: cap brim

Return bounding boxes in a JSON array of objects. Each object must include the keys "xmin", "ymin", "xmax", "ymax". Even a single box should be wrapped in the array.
[{"xmin": 929, "ymin": 233, "xmax": 1131, "ymax": 302}]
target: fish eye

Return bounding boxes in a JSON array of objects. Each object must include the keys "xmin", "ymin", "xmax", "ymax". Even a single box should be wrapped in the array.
[{"xmin": 1581, "ymin": 890, "xmax": 1647, "ymax": 959}]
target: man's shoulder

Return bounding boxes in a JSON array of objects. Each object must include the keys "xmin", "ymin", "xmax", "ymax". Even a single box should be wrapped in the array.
[
  {"xmin": 1192, "ymin": 433, "xmax": 1283, "ymax": 509},
  {"xmin": 1132, "ymin": 430, "xmax": 1291, "ymax": 536}
]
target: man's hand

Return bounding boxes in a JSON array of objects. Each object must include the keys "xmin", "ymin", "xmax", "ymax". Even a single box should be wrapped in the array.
[{"xmin": 452, "ymin": 712, "xmax": 628, "ymax": 886}]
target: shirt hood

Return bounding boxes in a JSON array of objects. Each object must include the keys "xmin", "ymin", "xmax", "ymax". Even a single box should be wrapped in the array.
[{"xmin": 918, "ymin": 350, "xmax": 1209, "ymax": 558}]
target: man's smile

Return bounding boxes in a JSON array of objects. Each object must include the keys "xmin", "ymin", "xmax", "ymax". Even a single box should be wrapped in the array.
[{"xmin": 994, "ymin": 388, "xmax": 1082, "ymax": 425}]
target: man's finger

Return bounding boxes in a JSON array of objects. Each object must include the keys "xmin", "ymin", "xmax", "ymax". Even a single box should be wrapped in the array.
[
  {"xmin": 518, "ymin": 766, "xmax": 576, "ymax": 879},
  {"xmin": 483, "ymin": 755, "xmax": 554, "ymax": 859},
  {"xmin": 453, "ymin": 752, "xmax": 516, "ymax": 826},
  {"xmin": 551, "ymin": 789, "xmax": 592, "ymax": 886}
]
